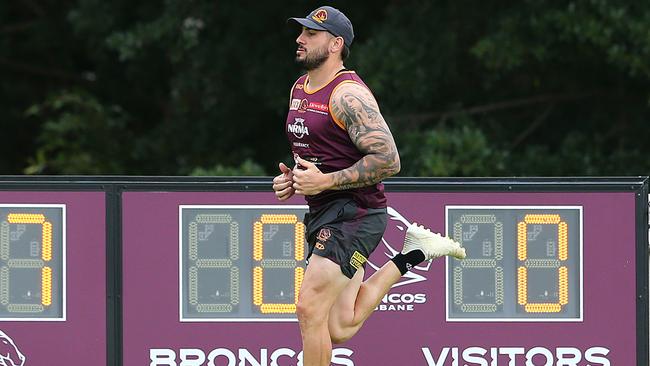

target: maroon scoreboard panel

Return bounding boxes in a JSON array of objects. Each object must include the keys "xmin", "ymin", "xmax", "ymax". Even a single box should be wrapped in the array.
[
  {"xmin": 0, "ymin": 181, "xmax": 107, "ymax": 366},
  {"xmin": 0, "ymin": 177, "xmax": 647, "ymax": 366}
]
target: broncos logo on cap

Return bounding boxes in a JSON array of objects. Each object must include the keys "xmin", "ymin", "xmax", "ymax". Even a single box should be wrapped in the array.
[
  {"xmin": 311, "ymin": 9, "xmax": 328, "ymax": 23},
  {"xmin": 0, "ymin": 330, "xmax": 25, "ymax": 366}
]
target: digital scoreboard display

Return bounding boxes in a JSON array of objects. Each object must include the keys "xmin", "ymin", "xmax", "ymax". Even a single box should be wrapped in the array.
[
  {"xmin": 0, "ymin": 177, "xmax": 646, "ymax": 366},
  {"xmin": 0, "ymin": 205, "xmax": 64, "ymax": 320},
  {"xmin": 180, "ymin": 205, "xmax": 586, "ymax": 322},
  {"xmin": 180, "ymin": 205, "xmax": 308, "ymax": 321},
  {"xmin": 121, "ymin": 184, "xmax": 647, "ymax": 366},
  {"xmin": 0, "ymin": 189, "xmax": 105, "ymax": 366},
  {"xmin": 446, "ymin": 206, "xmax": 582, "ymax": 320}
]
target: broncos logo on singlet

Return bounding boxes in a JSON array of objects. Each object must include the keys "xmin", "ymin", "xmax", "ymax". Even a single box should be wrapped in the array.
[
  {"xmin": 0, "ymin": 330, "xmax": 25, "ymax": 366},
  {"xmin": 366, "ymin": 207, "xmax": 431, "ymax": 288}
]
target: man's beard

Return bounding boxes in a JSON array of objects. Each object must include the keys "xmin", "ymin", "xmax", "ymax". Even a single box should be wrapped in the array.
[{"xmin": 295, "ymin": 46, "xmax": 329, "ymax": 71}]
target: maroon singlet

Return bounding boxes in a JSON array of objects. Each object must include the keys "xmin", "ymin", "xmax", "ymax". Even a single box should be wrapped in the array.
[{"xmin": 285, "ymin": 70, "xmax": 387, "ymax": 209}]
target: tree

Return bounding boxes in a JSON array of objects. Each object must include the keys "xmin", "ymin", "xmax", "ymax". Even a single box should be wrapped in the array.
[
  {"xmin": 349, "ymin": 1, "xmax": 650, "ymax": 176},
  {"xmin": 1, "ymin": 1, "xmax": 649, "ymax": 177}
]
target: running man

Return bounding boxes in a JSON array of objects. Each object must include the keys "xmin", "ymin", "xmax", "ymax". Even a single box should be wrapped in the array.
[{"xmin": 272, "ymin": 6, "xmax": 466, "ymax": 366}]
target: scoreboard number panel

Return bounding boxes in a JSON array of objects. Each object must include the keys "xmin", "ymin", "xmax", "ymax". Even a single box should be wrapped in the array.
[
  {"xmin": 446, "ymin": 206, "xmax": 582, "ymax": 321},
  {"xmin": 179, "ymin": 205, "xmax": 308, "ymax": 321},
  {"xmin": 0, "ymin": 191, "xmax": 106, "ymax": 366},
  {"xmin": 0, "ymin": 204, "xmax": 65, "ymax": 321}
]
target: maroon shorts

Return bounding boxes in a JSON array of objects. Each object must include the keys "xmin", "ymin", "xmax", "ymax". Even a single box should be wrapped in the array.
[{"xmin": 303, "ymin": 198, "xmax": 387, "ymax": 279}]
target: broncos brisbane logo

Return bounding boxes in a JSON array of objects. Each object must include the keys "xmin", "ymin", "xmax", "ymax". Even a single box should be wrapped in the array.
[
  {"xmin": 366, "ymin": 207, "xmax": 432, "ymax": 288},
  {"xmin": 311, "ymin": 9, "xmax": 328, "ymax": 23},
  {"xmin": 0, "ymin": 330, "xmax": 25, "ymax": 366}
]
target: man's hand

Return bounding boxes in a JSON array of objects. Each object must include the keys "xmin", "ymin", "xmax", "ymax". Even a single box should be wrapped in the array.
[
  {"xmin": 292, "ymin": 156, "xmax": 331, "ymax": 196},
  {"xmin": 272, "ymin": 162, "xmax": 295, "ymax": 201}
]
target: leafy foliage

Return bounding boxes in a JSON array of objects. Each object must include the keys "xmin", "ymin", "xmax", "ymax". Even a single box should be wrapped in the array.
[
  {"xmin": 1, "ymin": 1, "xmax": 648, "ymax": 177},
  {"xmin": 24, "ymin": 90, "xmax": 133, "ymax": 174},
  {"xmin": 397, "ymin": 117, "xmax": 507, "ymax": 177},
  {"xmin": 191, "ymin": 159, "xmax": 266, "ymax": 176}
]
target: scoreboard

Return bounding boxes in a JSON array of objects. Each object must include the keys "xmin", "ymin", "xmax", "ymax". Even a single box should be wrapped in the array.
[
  {"xmin": 0, "ymin": 177, "xmax": 646, "ymax": 366},
  {"xmin": 179, "ymin": 205, "xmax": 309, "ymax": 321},
  {"xmin": 446, "ymin": 206, "xmax": 582, "ymax": 321},
  {"xmin": 0, "ymin": 205, "xmax": 65, "ymax": 320}
]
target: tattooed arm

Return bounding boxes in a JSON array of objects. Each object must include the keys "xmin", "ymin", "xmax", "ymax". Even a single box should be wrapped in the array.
[
  {"xmin": 327, "ymin": 82, "xmax": 400, "ymax": 190},
  {"xmin": 292, "ymin": 82, "xmax": 400, "ymax": 196}
]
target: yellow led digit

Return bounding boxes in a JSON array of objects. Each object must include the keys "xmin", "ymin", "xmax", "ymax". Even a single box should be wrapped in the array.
[
  {"xmin": 518, "ymin": 214, "xmax": 570, "ymax": 314},
  {"xmin": 253, "ymin": 266, "xmax": 263, "ymax": 306},
  {"xmin": 295, "ymin": 222, "xmax": 305, "ymax": 261},
  {"xmin": 42, "ymin": 267, "xmax": 52, "ymax": 306},
  {"xmin": 7, "ymin": 213, "xmax": 45, "ymax": 224},
  {"xmin": 559, "ymin": 266, "xmax": 569, "ymax": 305},
  {"xmin": 253, "ymin": 214, "xmax": 304, "ymax": 314},
  {"xmin": 294, "ymin": 267, "xmax": 304, "ymax": 304},
  {"xmin": 252, "ymin": 219, "xmax": 264, "ymax": 309},
  {"xmin": 261, "ymin": 214, "xmax": 298, "ymax": 224},
  {"xmin": 0, "ymin": 207, "xmax": 67, "ymax": 319},
  {"xmin": 42, "ymin": 221, "xmax": 52, "ymax": 261},
  {"xmin": 558, "ymin": 221, "xmax": 568, "ymax": 261},
  {"xmin": 5, "ymin": 213, "xmax": 53, "ymax": 311},
  {"xmin": 293, "ymin": 222, "xmax": 305, "ymax": 298},
  {"xmin": 525, "ymin": 303, "xmax": 561, "ymax": 313},
  {"xmin": 517, "ymin": 266, "xmax": 527, "ymax": 305},
  {"xmin": 517, "ymin": 221, "xmax": 527, "ymax": 261},
  {"xmin": 524, "ymin": 214, "xmax": 560, "ymax": 225},
  {"xmin": 260, "ymin": 304, "xmax": 296, "ymax": 313},
  {"xmin": 253, "ymin": 221, "xmax": 263, "ymax": 261}
]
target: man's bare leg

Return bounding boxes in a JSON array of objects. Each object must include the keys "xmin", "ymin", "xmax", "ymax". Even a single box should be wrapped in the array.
[
  {"xmin": 296, "ymin": 255, "xmax": 351, "ymax": 366},
  {"xmin": 328, "ymin": 261, "xmax": 401, "ymax": 343},
  {"xmin": 327, "ymin": 223, "xmax": 466, "ymax": 344}
]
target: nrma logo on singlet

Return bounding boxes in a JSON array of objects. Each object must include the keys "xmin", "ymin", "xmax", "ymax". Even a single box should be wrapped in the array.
[{"xmin": 288, "ymin": 118, "xmax": 309, "ymax": 139}]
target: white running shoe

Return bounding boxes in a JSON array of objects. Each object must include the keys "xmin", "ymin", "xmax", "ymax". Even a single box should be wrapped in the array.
[{"xmin": 402, "ymin": 222, "xmax": 466, "ymax": 260}]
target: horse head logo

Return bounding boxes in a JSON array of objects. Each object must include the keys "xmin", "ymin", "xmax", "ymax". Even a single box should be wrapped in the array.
[
  {"xmin": 0, "ymin": 330, "xmax": 25, "ymax": 366},
  {"xmin": 366, "ymin": 206, "xmax": 432, "ymax": 288}
]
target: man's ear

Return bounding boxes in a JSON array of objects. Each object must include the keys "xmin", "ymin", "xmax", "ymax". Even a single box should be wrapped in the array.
[{"xmin": 330, "ymin": 37, "xmax": 344, "ymax": 54}]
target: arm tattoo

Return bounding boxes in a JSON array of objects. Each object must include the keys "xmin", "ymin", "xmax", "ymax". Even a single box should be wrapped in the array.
[{"xmin": 329, "ymin": 83, "xmax": 400, "ymax": 190}]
